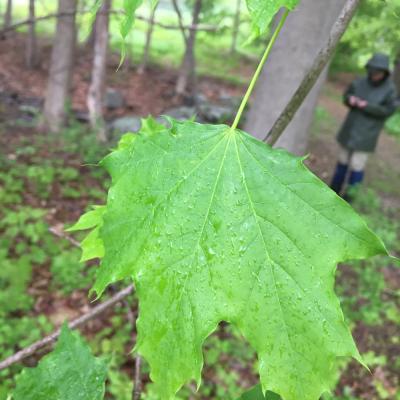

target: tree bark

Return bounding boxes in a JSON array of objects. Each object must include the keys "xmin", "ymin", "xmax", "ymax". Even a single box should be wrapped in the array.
[
  {"xmin": 244, "ymin": 0, "xmax": 346, "ymax": 155},
  {"xmin": 85, "ymin": 14, "xmax": 97, "ymax": 49},
  {"xmin": 393, "ymin": 50, "xmax": 400, "ymax": 96},
  {"xmin": 138, "ymin": 3, "xmax": 157, "ymax": 74},
  {"xmin": 3, "ymin": 0, "xmax": 12, "ymax": 29},
  {"xmin": 230, "ymin": 0, "xmax": 241, "ymax": 54},
  {"xmin": 26, "ymin": 0, "xmax": 38, "ymax": 69},
  {"xmin": 85, "ymin": 0, "xmax": 100, "ymax": 49},
  {"xmin": 42, "ymin": 0, "xmax": 77, "ymax": 132},
  {"xmin": 87, "ymin": 0, "xmax": 111, "ymax": 142},
  {"xmin": 175, "ymin": 0, "xmax": 202, "ymax": 97}
]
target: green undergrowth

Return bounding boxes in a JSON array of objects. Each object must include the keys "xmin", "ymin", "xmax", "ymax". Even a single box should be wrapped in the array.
[
  {"xmin": 0, "ymin": 124, "xmax": 108, "ymax": 398},
  {"xmin": 339, "ymin": 188, "xmax": 400, "ymax": 327},
  {"xmin": 334, "ymin": 187, "xmax": 400, "ymax": 399},
  {"xmin": 311, "ymin": 105, "xmax": 338, "ymax": 136},
  {"xmin": 385, "ymin": 111, "xmax": 400, "ymax": 139}
]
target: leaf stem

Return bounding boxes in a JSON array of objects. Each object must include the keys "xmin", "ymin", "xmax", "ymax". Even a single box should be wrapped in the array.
[{"xmin": 230, "ymin": 8, "xmax": 290, "ymax": 131}]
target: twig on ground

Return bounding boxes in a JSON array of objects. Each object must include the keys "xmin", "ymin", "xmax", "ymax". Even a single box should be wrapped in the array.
[
  {"xmin": 132, "ymin": 356, "xmax": 142, "ymax": 400},
  {"xmin": 49, "ymin": 226, "xmax": 81, "ymax": 247},
  {"xmin": 0, "ymin": 285, "xmax": 134, "ymax": 371}
]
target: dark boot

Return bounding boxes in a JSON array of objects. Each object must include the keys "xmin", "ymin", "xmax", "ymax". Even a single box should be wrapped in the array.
[
  {"xmin": 343, "ymin": 170, "xmax": 364, "ymax": 202},
  {"xmin": 330, "ymin": 163, "xmax": 348, "ymax": 194}
]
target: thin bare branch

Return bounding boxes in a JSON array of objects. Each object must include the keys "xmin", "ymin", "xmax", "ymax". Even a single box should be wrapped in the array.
[
  {"xmin": 0, "ymin": 8, "xmax": 218, "ymax": 36},
  {"xmin": 0, "ymin": 285, "xmax": 134, "ymax": 371},
  {"xmin": 132, "ymin": 356, "xmax": 142, "ymax": 400},
  {"xmin": 49, "ymin": 226, "xmax": 81, "ymax": 247},
  {"xmin": 171, "ymin": 0, "xmax": 189, "ymax": 44},
  {"xmin": 265, "ymin": 0, "xmax": 360, "ymax": 145}
]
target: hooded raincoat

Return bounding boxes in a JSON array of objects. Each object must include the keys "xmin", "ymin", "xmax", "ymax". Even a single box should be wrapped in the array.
[{"xmin": 337, "ymin": 53, "xmax": 397, "ymax": 152}]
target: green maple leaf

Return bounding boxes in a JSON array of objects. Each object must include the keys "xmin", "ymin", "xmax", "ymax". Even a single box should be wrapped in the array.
[
  {"xmin": 238, "ymin": 385, "xmax": 281, "ymax": 399},
  {"xmin": 67, "ymin": 205, "xmax": 106, "ymax": 261},
  {"xmin": 120, "ymin": 0, "xmax": 144, "ymax": 39},
  {"xmin": 246, "ymin": 0, "xmax": 299, "ymax": 35},
  {"xmin": 76, "ymin": 118, "xmax": 386, "ymax": 400},
  {"xmin": 13, "ymin": 324, "xmax": 107, "ymax": 400}
]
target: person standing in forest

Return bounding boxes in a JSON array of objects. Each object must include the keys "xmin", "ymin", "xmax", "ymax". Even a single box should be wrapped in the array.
[{"xmin": 330, "ymin": 53, "xmax": 398, "ymax": 200}]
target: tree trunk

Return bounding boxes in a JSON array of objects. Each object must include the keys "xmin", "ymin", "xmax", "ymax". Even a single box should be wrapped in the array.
[
  {"xmin": 230, "ymin": 0, "xmax": 241, "ymax": 54},
  {"xmin": 85, "ymin": 4, "xmax": 98, "ymax": 49},
  {"xmin": 393, "ymin": 50, "xmax": 400, "ymax": 96},
  {"xmin": 244, "ymin": 0, "xmax": 346, "ymax": 155},
  {"xmin": 87, "ymin": 0, "xmax": 111, "ymax": 142},
  {"xmin": 138, "ymin": 4, "xmax": 157, "ymax": 74},
  {"xmin": 42, "ymin": 0, "xmax": 77, "ymax": 132},
  {"xmin": 3, "ymin": 0, "xmax": 12, "ymax": 29},
  {"xmin": 175, "ymin": 0, "xmax": 202, "ymax": 97},
  {"xmin": 26, "ymin": 0, "xmax": 38, "ymax": 69},
  {"xmin": 85, "ymin": 19, "xmax": 97, "ymax": 49}
]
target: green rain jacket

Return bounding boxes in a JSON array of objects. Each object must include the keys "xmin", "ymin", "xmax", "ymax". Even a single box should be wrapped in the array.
[{"xmin": 337, "ymin": 53, "xmax": 397, "ymax": 152}]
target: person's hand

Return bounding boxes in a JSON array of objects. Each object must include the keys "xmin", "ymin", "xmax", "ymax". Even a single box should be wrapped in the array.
[
  {"xmin": 349, "ymin": 95, "xmax": 358, "ymax": 106},
  {"xmin": 356, "ymin": 98, "xmax": 368, "ymax": 109}
]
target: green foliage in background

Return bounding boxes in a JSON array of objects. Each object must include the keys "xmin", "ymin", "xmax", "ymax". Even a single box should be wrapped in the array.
[
  {"xmin": 335, "ymin": 0, "xmax": 400, "ymax": 70},
  {"xmin": 0, "ymin": 251, "xmax": 32, "ymax": 314},
  {"xmin": 385, "ymin": 112, "xmax": 400, "ymax": 138},
  {"xmin": 338, "ymin": 189, "xmax": 400, "ymax": 327},
  {"xmin": 0, "ymin": 129, "xmax": 110, "ymax": 399}
]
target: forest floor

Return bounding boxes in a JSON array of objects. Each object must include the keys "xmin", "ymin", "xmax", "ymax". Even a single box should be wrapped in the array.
[{"xmin": 0, "ymin": 34, "xmax": 399, "ymax": 400}]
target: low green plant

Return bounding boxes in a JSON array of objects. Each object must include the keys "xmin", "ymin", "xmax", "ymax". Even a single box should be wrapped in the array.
[
  {"xmin": 26, "ymin": 164, "xmax": 56, "ymax": 199},
  {"xmin": 0, "ymin": 315, "xmax": 53, "ymax": 399},
  {"xmin": 50, "ymin": 248, "xmax": 96, "ymax": 294},
  {"xmin": 311, "ymin": 105, "xmax": 337, "ymax": 136},
  {"xmin": 0, "ymin": 251, "xmax": 32, "ymax": 315},
  {"xmin": 0, "ymin": 207, "xmax": 47, "ymax": 247},
  {"xmin": 385, "ymin": 111, "xmax": 400, "ymax": 138},
  {"xmin": 13, "ymin": 325, "xmax": 107, "ymax": 400},
  {"xmin": 338, "ymin": 188, "xmax": 399, "ymax": 326}
]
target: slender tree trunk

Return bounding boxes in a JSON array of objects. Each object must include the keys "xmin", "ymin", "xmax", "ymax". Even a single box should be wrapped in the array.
[
  {"xmin": 3, "ymin": 0, "xmax": 12, "ymax": 29},
  {"xmin": 87, "ymin": 0, "xmax": 111, "ymax": 142},
  {"xmin": 138, "ymin": 4, "xmax": 157, "ymax": 74},
  {"xmin": 85, "ymin": 18, "xmax": 97, "ymax": 48},
  {"xmin": 175, "ymin": 0, "xmax": 202, "ymax": 97},
  {"xmin": 230, "ymin": 0, "xmax": 241, "ymax": 54},
  {"xmin": 393, "ymin": 50, "xmax": 400, "ymax": 96},
  {"xmin": 42, "ymin": 0, "xmax": 77, "ymax": 132},
  {"xmin": 244, "ymin": 0, "xmax": 346, "ymax": 155},
  {"xmin": 26, "ymin": 0, "xmax": 38, "ymax": 68}
]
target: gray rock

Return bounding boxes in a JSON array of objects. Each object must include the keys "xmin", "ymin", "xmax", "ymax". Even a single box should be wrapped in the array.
[
  {"xmin": 105, "ymin": 88, "xmax": 125, "ymax": 110},
  {"xmin": 162, "ymin": 106, "xmax": 197, "ymax": 121},
  {"xmin": 219, "ymin": 92, "xmax": 241, "ymax": 108},
  {"xmin": 109, "ymin": 116, "xmax": 142, "ymax": 134},
  {"xmin": 198, "ymin": 103, "xmax": 235, "ymax": 124},
  {"xmin": 194, "ymin": 93, "xmax": 208, "ymax": 105},
  {"xmin": 19, "ymin": 104, "xmax": 40, "ymax": 116},
  {"xmin": 74, "ymin": 110, "xmax": 89, "ymax": 122}
]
